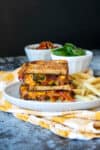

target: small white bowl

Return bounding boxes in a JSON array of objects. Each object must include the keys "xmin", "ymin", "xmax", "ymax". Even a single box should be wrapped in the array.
[
  {"xmin": 25, "ymin": 43, "xmax": 62, "ymax": 61},
  {"xmin": 51, "ymin": 50, "xmax": 93, "ymax": 74}
]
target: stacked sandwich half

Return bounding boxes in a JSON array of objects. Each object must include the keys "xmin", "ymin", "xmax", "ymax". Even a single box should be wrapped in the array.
[{"xmin": 18, "ymin": 60, "xmax": 74, "ymax": 102}]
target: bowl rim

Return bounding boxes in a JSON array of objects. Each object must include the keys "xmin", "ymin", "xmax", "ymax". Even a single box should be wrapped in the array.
[
  {"xmin": 24, "ymin": 43, "xmax": 62, "ymax": 50},
  {"xmin": 25, "ymin": 48, "xmax": 50, "ymax": 53},
  {"xmin": 51, "ymin": 50, "xmax": 93, "ymax": 59}
]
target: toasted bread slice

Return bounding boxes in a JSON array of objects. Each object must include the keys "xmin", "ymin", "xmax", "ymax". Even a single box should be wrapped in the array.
[
  {"xmin": 25, "ymin": 84, "xmax": 73, "ymax": 91},
  {"xmin": 18, "ymin": 60, "xmax": 68, "ymax": 77}
]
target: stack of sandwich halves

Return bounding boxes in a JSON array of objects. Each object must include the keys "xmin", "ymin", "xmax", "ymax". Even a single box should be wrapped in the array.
[{"xmin": 18, "ymin": 60, "xmax": 74, "ymax": 102}]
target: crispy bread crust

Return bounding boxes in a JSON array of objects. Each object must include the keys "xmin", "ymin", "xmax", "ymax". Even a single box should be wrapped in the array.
[
  {"xmin": 18, "ymin": 60, "xmax": 68, "ymax": 76},
  {"xmin": 25, "ymin": 85, "xmax": 73, "ymax": 91}
]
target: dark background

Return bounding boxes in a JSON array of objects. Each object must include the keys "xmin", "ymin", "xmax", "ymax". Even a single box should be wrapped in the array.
[{"xmin": 0, "ymin": 0, "xmax": 100, "ymax": 56}]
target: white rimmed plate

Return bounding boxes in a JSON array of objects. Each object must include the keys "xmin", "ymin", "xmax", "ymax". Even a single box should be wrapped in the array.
[{"xmin": 4, "ymin": 82, "xmax": 100, "ymax": 112}]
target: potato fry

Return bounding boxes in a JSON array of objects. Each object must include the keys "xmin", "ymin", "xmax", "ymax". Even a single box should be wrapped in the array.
[
  {"xmin": 87, "ymin": 77, "xmax": 100, "ymax": 84},
  {"xmin": 84, "ymin": 82, "xmax": 100, "ymax": 97},
  {"xmin": 75, "ymin": 95, "xmax": 98, "ymax": 101},
  {"xmin": 71, "ymin": 71, "xmax": 100, "ymax": 101}
]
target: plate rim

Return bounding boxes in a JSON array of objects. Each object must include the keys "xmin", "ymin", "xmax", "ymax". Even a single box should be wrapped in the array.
[{"xmin": 4, "ymin": 81, "xmax": 100, "ymax": 105}]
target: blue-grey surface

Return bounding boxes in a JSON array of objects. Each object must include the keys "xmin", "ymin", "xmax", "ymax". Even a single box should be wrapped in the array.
[
  {"xmin": 0, "ymin": 112, "xmax": 100, "ymax": 150},
  {"xmin": 0, "ymin": 50, "xmax": 100, "ymax": 150}
]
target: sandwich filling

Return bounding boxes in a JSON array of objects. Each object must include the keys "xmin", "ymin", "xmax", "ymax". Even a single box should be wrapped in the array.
[{"xmin": 21, "ymin": 74, "xmax": 69, "ymax": 86}]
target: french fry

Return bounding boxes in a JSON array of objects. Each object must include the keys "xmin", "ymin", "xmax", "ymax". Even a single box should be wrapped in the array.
[
  {"xmin": 84, "ymin": 82, "xmax": 100, "ymax": 97},
  {"xmin": 75, "ymin": 94, "xmax": 98, "ymax": 101},
  {"xmin": 71, "ymin": 71, "xmax": 100, "ymax": 101}
]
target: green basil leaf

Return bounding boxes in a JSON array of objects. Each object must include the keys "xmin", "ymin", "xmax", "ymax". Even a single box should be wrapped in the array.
[
  {"xmin": 64, "ymin": 43, "xmax": 76, "ymax": 49},
  {"xmin": 72, "ymin": 48, "xmax": 86, "ymax": 56},
  {"xmin": 52, "ymin": 48, "xmax": 67, "ymax": 56},
  {"xmin": 52, "ymin": 43, "xmax": 86, "ymax": 56}
]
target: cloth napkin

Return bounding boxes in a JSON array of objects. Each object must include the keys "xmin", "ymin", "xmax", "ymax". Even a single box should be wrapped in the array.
[{"xmin": 0, "ymin": 69, "xmax": 100, "ymax": 140}]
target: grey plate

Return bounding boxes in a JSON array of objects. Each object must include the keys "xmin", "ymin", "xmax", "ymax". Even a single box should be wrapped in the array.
[{"xmin": 4, "ymin": 82, "xmax": 100, "ymax": 112}]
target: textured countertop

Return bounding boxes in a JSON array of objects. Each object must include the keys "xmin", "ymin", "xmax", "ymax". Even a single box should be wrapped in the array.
[{"xmin": 0, "ymin": 50, "xmax": 100, "ymax": 150}]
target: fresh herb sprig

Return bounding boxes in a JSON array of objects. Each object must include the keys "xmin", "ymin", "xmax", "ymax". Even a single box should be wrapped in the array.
[{"xmin": 52, "ymin": 43, "xmax": 86, "ymax": 56}]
